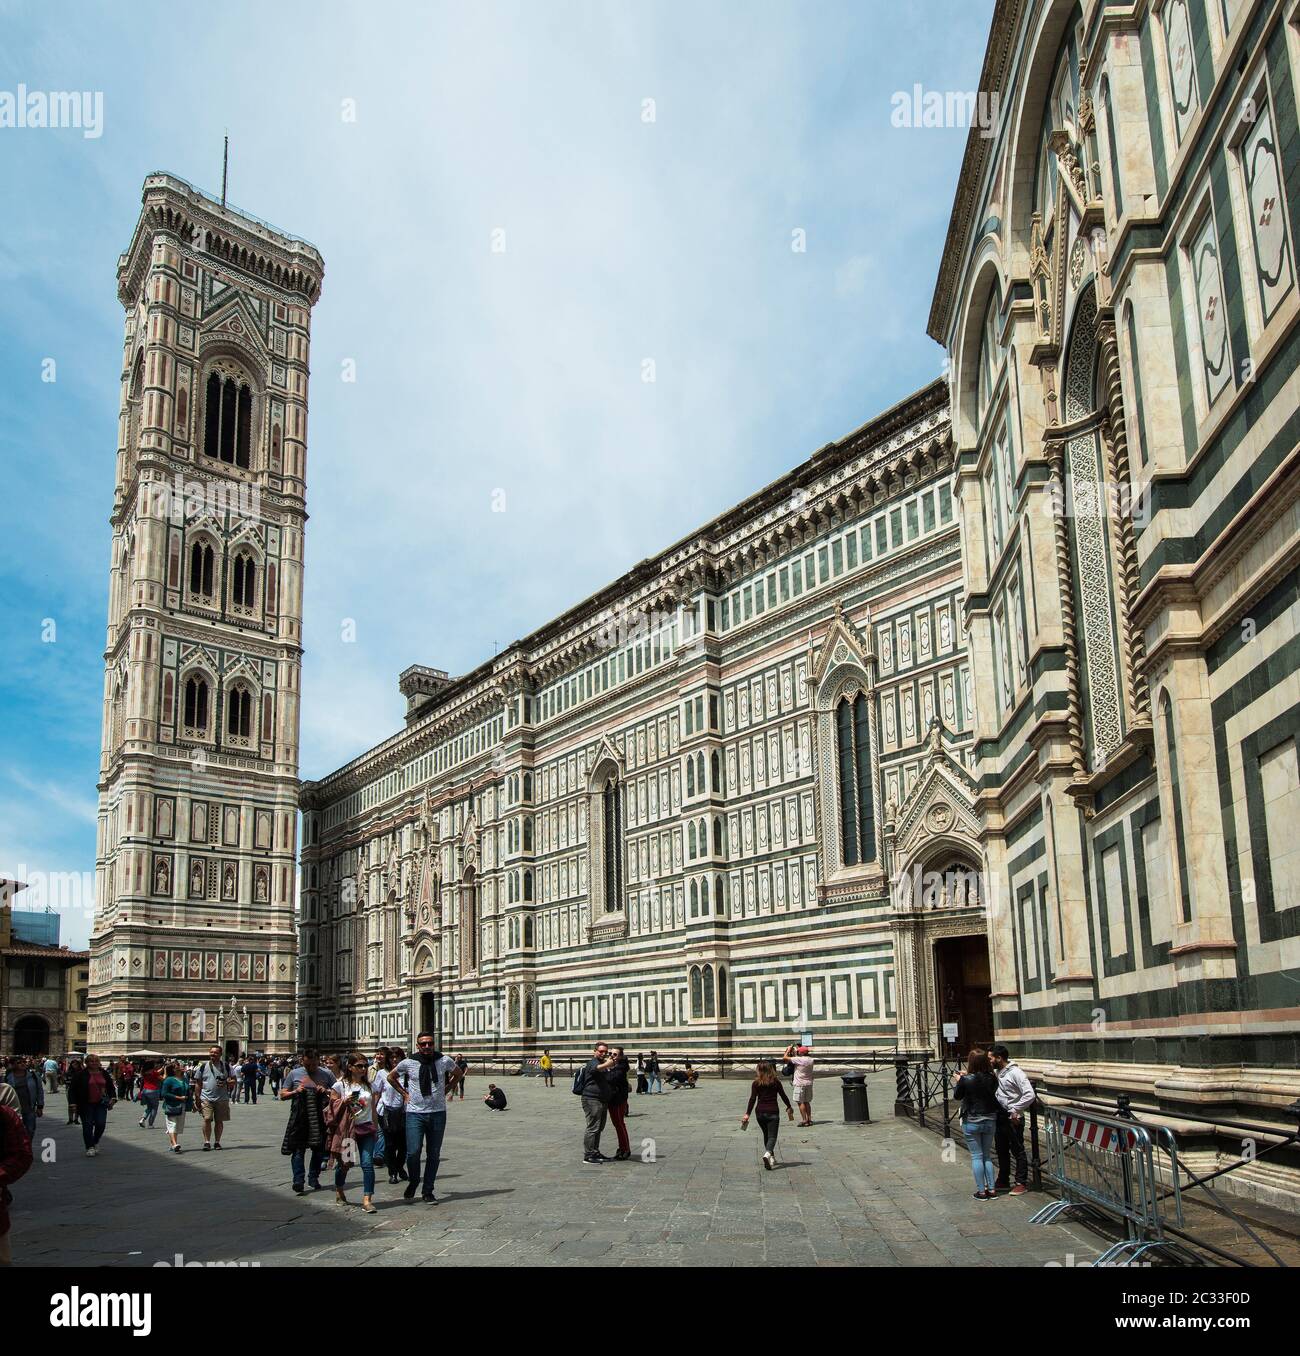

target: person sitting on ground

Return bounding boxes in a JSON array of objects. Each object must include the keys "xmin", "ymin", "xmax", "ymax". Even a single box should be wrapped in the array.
[
  {"xmin": 482, "ymin": 1084, "xmax": 507, "ymax": 1111},
  {"xmin": 666, "ymin": 1063, "xmax": 698, "ymax": 1088}
]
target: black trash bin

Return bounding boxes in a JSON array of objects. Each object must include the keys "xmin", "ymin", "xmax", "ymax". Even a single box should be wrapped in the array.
[{"xmin": 841, "ymin": 1072, "xmax": 870, "ymax": 1123}]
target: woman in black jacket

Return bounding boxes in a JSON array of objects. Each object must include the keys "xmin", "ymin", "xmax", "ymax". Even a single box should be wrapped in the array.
[
  {"xmin": 66, "ymin": 1055, "xmax": 117, "ymax": 1157},
  {"xmin": 954, "ymin": 1049, "xmax": 1001, "ymax": 1199},
  {"xmin": 606, "ymin": 1047, "xmax": 631, "ymax": 1161}
]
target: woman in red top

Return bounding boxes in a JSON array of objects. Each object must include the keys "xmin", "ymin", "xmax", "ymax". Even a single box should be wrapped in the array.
[
  {"xmin": 138, "ymin": 1062, "xmax": 164, "ymax": 1129},
  {"xmin": 67, "ymin": 1055, "xmax": 116, "ymax": 1157}
]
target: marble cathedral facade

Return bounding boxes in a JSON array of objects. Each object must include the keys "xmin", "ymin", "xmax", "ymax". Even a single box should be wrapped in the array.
[
  {"xmin": 88, "ymin": 174, "xmax": 323, "ymax": 1057},
  {"xmin": 298, "ymin": 382, "xmax": 988, "ymax": 1064},
  {"xmin": 88, "ymin": 1, "xmax": 1300, "ymax": 1198},
  {"xmin": 928, "ymin": 0, "xmax": 1300, "ymax": 1186}
]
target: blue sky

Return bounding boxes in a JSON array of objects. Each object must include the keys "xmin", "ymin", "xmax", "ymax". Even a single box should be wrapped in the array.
[{"xmin": 0, "ymin": 0, "xmax": 993, "ymax": 947}]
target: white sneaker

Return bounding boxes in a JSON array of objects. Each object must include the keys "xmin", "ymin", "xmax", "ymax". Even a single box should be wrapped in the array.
[{"xmin": 86, "ymin": 1147, "xmax": 97, "ymax": 1157}]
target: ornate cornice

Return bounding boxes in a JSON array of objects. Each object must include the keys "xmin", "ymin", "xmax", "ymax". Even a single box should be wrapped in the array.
[
  {"xmin": 117, "ymin": 172, "xmax": 324, "ymax": 310},
  {"xmin": 927, "ymin": 0, "xmax": 1025, "ymax": 343}
]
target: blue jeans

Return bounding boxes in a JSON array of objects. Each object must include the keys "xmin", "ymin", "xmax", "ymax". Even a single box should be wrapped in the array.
[
  {"xmin": 81, "ymin": 1101, "xmax": 109, "ymax": 1150},
  {"xmin": 291, "ymin": 1145, "xmax": 325, "ymax": 1188},
  {"xmin": 645, "ymin": 1072, "xmax": 662, "ymax": 1094},
  {"xmin": 373, "ymin": 1117, "xmax": 387, "ymax": 1165},
  {"xmin": 405, "ymin": 1109, "xmax": 447, "ymax": 1196},
  {"xmin": 139, "ymin": 1090, "xmax": 160, "ymax": 1125},
  {"xmin": 335, "ymin": 1131, "xmax": 376, "ymax": 1195},
  {"xmin": 963, "ymin": 1117, "xmax": 997, "ymax": 1192}
]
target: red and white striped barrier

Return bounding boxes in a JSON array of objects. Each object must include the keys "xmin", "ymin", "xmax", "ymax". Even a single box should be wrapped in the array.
[{"xmin": 1060, "ymin": 1113, "xmax": 1138, "ymax": 1152}]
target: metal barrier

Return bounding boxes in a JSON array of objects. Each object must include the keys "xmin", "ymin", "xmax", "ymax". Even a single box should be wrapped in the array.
[
  {"xmin": 1029, "ymin": 1104, "xmax": 1190, "ymax": 1266},
  {"xmin": 1050, "ymin": 1090, "xmax": 1300, "ymax": 1267}
]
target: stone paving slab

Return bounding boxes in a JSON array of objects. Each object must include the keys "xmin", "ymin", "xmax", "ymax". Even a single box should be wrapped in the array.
[{"xmin": 10, "ymin": 1071, "xmax": 1103, "ymax": 1267}]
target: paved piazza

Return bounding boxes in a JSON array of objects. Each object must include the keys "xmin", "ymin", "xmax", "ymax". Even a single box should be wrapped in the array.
[{"xmin": 14, "ymin": 1070, "xmax": 1100, "ymax": 1267}]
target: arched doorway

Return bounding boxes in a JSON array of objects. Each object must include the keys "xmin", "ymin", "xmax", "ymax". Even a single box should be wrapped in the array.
[
  {"xmin": 932, "ymin": 934, "xmax": 993, "ymax": 1057},
  {"xmin": 14, "ymin": 1015, "xmax": 50, "ymax": 1056}
]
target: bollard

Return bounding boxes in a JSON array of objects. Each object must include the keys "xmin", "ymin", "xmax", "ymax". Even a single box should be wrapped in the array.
[
  {"xmin": 1029, "ymin": 1100, "xmax": 1042, "ymax": 1190},
  {"xmin": 841, "ymin": 1072, "xmax": 870, "ymax": 1124},
  {"xmin": 893, "ymin": 1057, "xmax": 913, "ymax": 1117}
]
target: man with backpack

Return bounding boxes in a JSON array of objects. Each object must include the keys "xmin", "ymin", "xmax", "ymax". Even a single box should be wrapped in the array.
[
  {"xmin": 574, "ymin": 1041, "xmax": 616, "ymax": 1164},
  {"xmin": 192, "ymin": 1046, "xmax": 234, "ymax": 1151}
]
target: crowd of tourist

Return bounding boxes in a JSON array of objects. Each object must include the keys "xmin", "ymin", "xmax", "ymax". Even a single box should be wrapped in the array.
[{"xmin": 0, "ymin": 1036, "xmax": 1042, "ymax": 1264}]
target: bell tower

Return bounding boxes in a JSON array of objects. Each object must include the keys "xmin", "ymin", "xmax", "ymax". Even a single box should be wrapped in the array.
[{"xmin": 89, "ymin": 173, "xmax": 324, "ymax": 1056}]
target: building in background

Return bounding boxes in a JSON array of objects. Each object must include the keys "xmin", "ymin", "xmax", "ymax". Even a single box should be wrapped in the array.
[
  {"xmin": 299, "ymin": 382, "xmax": 983, "ymax": 1061},
  {"xmin": 9, "ymin": 908, "xmax": 61, "ymax": 948},
  {"xmin": 928, "ymin": 0, "xmax": 1300, "ymax": 1196},
  {"xmin": 64, "ymin": 960, "xmax": 89, "ymax": 1053},
  {"xmin": 87, "ymin": 174, "xmax": 324, "ymax": 1058},
  {"xmin": 1, "ymin": 890, "xmax": 89, "ymax": 1056}
]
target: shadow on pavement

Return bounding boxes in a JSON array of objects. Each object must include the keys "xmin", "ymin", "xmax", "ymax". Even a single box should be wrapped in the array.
[{"xmin": 11, "ymin": 1096, "xmax": 393, "ymax": 1268}]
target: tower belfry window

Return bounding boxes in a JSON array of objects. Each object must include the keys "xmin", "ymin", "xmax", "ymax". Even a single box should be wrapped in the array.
[
  {"xmin": 189, "ymin": 540, "xmax": 214, "ymax": 599},
  {"xmin": 204, "ymin": 370, "xmax": 253, "ymax": 468},
  {"xmin": 232, "ymin": 551, "xmax": 257, "ymax": 610},
  {"xmin": 226, "ymin": 685, "xmax": 252, "ymax": 742},
  {"xmin": 183, "ymin": 675, "xmax": 210, "ymax": 736}
]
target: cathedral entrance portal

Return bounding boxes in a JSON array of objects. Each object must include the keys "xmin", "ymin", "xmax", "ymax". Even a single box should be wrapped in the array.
[
  {"xmin": 419, "ymin": 991, "xmax": 437, "ymax": 1042},
  {"xmin": 933, "ymin": 934, "xmax": 992, "ymax": 1056}
]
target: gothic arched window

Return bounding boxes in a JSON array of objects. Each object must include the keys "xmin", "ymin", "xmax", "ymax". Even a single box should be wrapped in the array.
[
  {"xmin": 976, "ymin": 282, "xmax": 1002, "ymax": 424},
  {"xmin": 183, "ymin": 675, "xmax": 210, "ymax": 737},
  {"xmin": 226, "ymin": 684, "xmax": 252, "ymax": 742},
  {"xmin": 231, "ymin": 551, "xmax": 257, "ymax": 610},
  {"xmin": 188, "ymin": 540, "xmax": 215, "ymax": 599},
  {"xmin": 203, "ymin": 369, "xmax": 253, "ymax": 468},
  {"xmin": 702, "ymin": 964, "xmax": 716, "ymax": 1018},
  {"xmin": 836, "ymin": 692, "xmax": 876, "ymax": 866},
  {"xmin": 689, "ymin": 965, "xmax": 702, "ymax": 1018},
  {"xmin": 602, "ymin": 775, "xmax": 624, "ymax": 912}
]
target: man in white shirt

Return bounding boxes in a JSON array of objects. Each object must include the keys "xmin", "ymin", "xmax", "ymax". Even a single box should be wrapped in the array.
[
  {"xmin": 991, "ymin": 1043, "xmax": 1034, "ymax": 1194},
  {"xmin": 387, "ymin": 1033, "xmax": 458, "ymax": 1202}
]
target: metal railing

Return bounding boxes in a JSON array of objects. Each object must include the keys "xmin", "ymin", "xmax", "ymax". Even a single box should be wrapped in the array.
[
  {"xmin": 1036, "ymin": 1090, "xmax": 1300, "ymax": 1268},
  {"xmin": 892, "ymin": 1053, "xmax": 961, "ymax": 1139},
  {"xmin": 1029, "ymin": 1104, "xmax": 1195, "ymax": 1266},
  {"xmin": 457, "ymin": 1048, "xmax": 918, "ymax": 1081}
]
